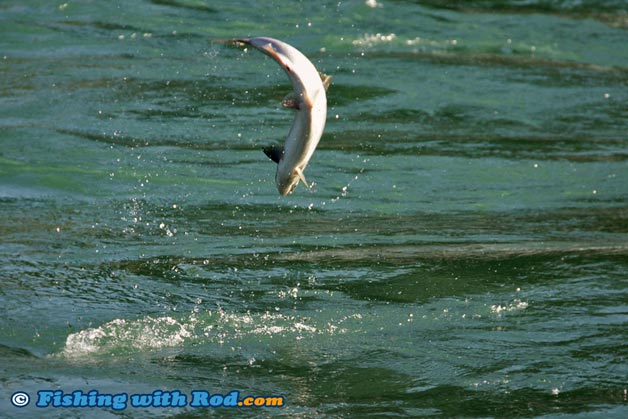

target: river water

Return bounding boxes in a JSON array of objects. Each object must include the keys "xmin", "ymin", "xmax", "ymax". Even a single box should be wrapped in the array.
[{"xmin": 1, "ymin": 1, "xmax": 627, "ymax": 418}]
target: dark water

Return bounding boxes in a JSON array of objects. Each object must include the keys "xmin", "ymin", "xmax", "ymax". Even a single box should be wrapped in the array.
[{"xmin": 1, "ymin": 0, "xmax": 627, "ymax": 417}]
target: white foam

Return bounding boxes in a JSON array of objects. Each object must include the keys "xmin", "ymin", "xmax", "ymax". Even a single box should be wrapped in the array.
[{"xmin": 61, "ymin": 316, "xmax": 192, "ymax": 358}]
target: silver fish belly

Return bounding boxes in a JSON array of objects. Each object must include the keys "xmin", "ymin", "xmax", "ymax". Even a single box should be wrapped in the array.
[{"xmin": 223, "ymin": 37, "xmax": 331, "ymax": 195}]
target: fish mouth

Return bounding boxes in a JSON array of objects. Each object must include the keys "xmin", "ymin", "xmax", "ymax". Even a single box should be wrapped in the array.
[
  {"xmin": 279, "ymin": 182, "xmax": 298, "ymax": 196},
  {"xmin": 277, "ymin": 176, "xmax": 300, "ymax": 196}
]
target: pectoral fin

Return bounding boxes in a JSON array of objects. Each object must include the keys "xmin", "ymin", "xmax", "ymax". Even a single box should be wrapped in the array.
[
  {"xmin": 281, "ymin": 92, "xmax": 301, "ymax": 110},
  {"xmin": 293, "ymin": 167, "xmax": 309, "ymax": 189},
  {"xmin": 263, "ymin": 145, "xmax": 284, "ymax": 164},
  {"xmin": 320, "ymin": 73, "xmax": 332, "ymax": 91}
]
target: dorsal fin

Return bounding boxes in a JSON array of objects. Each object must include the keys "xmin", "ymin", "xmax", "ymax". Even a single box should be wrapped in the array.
[
  {"xmin": 320, "ymin": 73, "xmax": 332, "ymax": 91},
  {"xmin": 263, "ymin": 145, "xmax": 284, "ymax": 164}
]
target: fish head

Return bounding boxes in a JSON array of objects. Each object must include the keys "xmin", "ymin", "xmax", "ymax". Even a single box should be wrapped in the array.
[{"xmin": 275, "ymin": 170, "xmax": 300, "ymax": 196}]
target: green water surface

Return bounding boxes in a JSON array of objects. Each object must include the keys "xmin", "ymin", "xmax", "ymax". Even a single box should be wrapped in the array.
[{"xmin": 1, "ymin": 1, "xmax": 627, "ymax": 418}]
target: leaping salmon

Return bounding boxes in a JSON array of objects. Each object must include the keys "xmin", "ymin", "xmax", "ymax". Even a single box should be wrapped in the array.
[{"xmin": 219, "ymin": 37, "xmax": 331, "ymax": 195}]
